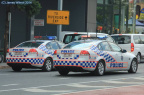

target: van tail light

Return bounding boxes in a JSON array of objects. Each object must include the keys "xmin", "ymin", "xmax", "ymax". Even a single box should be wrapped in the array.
[
  {"xmin": 80, "ymin": 50, "xmax": 90, "ymax": 56},
  {"xmin": 131, "ymin": 43, "xmax": 134, "ymax": 52},
  {"xmin": 54, "ymin": 50, "xmax": 57, "ymax": 55},
  {"xmin": 7, "ymin": 49, "xmax": 9, "ymax": 53},
  {"xmin": 29, "ymin": 49, "xmax": 38, "ymax": 54}
]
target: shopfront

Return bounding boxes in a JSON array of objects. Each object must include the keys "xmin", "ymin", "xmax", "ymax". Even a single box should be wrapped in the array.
[{"xmin": 96, "ymin": 0, "xmax": 137, "ymax": 34}]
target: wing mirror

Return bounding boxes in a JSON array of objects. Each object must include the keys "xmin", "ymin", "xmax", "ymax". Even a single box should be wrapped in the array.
[{"xmin": 121, "ymin": 49, "xmax": 127, "ymax": 53}]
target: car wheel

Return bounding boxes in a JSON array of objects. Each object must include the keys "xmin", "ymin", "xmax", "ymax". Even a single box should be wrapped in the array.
[
  {"xmin": 58, "ymin": 69, "xmax": 69, "ymax": 76},
  {"xmin": 42, "ymin": 58, "xmax": 53, "ymax": 72},
  {"xmin": 128, "ymin": 58, "xmax": 138, "ymax": 73},
  {"xmin": 93, "ymin": 60, "xmax": 105, "ymax": 76},
  {"xmin": 136, "ymin": 53, "xmax": 141, "ymax": 63},
  {"xmin": 12, "ymin": 66, "xmax": 22, "ymax": 72}
]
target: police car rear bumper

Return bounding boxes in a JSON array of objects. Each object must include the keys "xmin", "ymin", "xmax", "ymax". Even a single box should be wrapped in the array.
[
  {"xmin": 7, "ymin": 63, "xmax": 41, "ymax": 68},
  {"xmin": 55, "ymin": 66, "xmax": 95, "ymax": 72}
]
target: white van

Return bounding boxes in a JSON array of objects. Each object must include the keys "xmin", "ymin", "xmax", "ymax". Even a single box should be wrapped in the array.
[
  {"xmin": 60, "ymin": 31, "xmax": 114, "ymax": 44},
  {"xmin": 111, "ymin": 34, "xmax": 144, "ymax": 63}
]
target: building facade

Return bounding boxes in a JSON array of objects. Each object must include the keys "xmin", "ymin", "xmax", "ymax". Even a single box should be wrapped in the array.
[{"xmin": 0, "ymin": 0, "xmax": 140, "ymax": 49}]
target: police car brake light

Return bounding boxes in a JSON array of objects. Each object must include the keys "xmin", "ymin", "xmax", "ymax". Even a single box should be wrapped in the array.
[
  {"xmin": 46, "ymin": 36, "xmax": 57, "ymax": 40},
  {"xmin": 7, "ymin": 49, "xmax": 9, "ymax": 53},
  {"xmin": 54, "ymin": 50, "xmax": 57, "ymax": 55},
  {"xmin": 29, "ymin": 49, "xmax": 38, "ymax": 54},
  {"xmin": 80, "ymin": 50, "xmax": 90, "ymax": 56}
]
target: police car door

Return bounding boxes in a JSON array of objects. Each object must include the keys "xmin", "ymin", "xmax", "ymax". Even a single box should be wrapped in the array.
[
  {"xmin": 108, "ymin": 42, "xmax": 128, "ymax": 70},
  {"xmin": 98, "ymin": 42, "xmax": 120, "ymax": 71}
]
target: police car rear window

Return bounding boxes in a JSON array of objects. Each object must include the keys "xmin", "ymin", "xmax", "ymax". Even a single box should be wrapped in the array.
[
  {"xmin": 63, "ymin": 34, "xmax": 83, "ymax": 44},
  {"xmin": 16, "ymin": 42, "xmax": 43, "ymax": 48},
  {"xmin": 111, "ymin": 35, "xmax": 131, "ymax": 44},
  {"xmin": 64, "ymin": 42, "xmax": 93, "ymax": 49}
]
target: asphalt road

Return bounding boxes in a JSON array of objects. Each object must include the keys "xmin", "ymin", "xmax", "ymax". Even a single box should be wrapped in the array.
[{"xmin": 0, "ymin": 63, "xmax": 144, "ymax": 95}]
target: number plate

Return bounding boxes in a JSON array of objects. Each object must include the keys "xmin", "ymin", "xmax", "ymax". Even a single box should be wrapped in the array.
[
  {"xmin": 63, "ymin": 54, "xmax": 72, "ymax": 57},
  {"xmin": 15, "ymin": 52, "xmax": 22, "ymax": 56}
]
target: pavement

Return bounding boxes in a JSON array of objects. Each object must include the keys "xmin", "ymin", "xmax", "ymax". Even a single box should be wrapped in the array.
[{"xmin": 0, "ymin": 62, "xmax": 10, "ymax": 69}]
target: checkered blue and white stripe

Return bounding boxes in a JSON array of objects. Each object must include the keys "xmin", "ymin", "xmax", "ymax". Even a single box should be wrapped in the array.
[
  {"xmin": 54, "ymin": 61, "xmax": 97, "ymax": 68},
  {"xmin": 38, "ymin": 45, "xmax": 54, "ymax": 56},
  {"xmin": 56, "ymin": 55, "xmax": 79, "ymax": 59},
  {"xmin": 90, "ymin": 45, "xmax": 116, "ymax": 62},
  {"xmin": 9, "ymin": 52, "xmax": 28, "ymax": 57},
  {"xmin": 6, "ymin": 58, "xmax": 45, "ymax": 65}
]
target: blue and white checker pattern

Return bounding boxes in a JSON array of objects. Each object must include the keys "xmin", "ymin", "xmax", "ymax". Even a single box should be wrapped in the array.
[
  {"xmin": 54, "ymin": 61, "xmax": 97, "ymax": 68},
  {"xmin": 9, "ymin": 52, "xmax": 28, "ymax": 57},
  {"xmin": 56, "ymin": 54, "xmax": 79, "ymax": 59},
  {"xmin": 6, "ymin": 58, "xmax": 45, "ymax": 65},
  {"xmin": 38, "ymin": 45, "xmax": 54, "ymax": 56},
  {"xmin": 90, "ymin": 45, "xmax": 116, "ymax": 62}
]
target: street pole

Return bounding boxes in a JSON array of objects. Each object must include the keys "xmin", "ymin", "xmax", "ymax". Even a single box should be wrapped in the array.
[
  {"xmin": 133, "ymin": 0, "xmax": 136, "ymax": 33},
  {"xmin": 30, "ymin": 15, "xmax": 35, "ymax": 40},
  {"xmin": 8, "ymin": 12, "xmax": 11, "ymax": 49},
  {"xmin": 57, "ymin": 0, "xmax": 63, "ymax": 41}
]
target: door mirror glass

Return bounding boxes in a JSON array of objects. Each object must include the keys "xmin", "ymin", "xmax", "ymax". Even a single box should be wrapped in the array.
[{"xmin": 121, "ymin": 49, "xmax": 127, "ymax": 53}]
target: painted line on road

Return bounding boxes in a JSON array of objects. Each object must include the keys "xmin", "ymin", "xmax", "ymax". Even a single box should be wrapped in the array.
[
  {"xmin": 23, "ymin": 88, "xmax": 73, "ymax": 93},
  {"xmin": 0, "ymin": 74, "xmax": 9, "ymax": 75},
  {"xmin": 0, "ymin": 76, "xmax": 144, "ymax": 92},
  {"xmin": 60, "ymin": 78, "xmax": 70, "ymax": 80},
  {"xmin": 55, "ymin": 84, "xmax": 144, "ymax": 95},
  {"xmin": 2, "ymin": 84, "xmax": 18, "ymax": 87}
]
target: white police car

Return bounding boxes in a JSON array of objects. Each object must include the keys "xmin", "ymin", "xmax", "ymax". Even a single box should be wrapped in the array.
[
  {"xmin": 6, "ymin": 36, "xmax": 65, "ymax": 72},
  {"xmin": 54, "ymin": 40, "xmax": 138, "ymax": 76}
]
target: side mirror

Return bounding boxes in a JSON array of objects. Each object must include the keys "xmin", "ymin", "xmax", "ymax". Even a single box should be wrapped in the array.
[{"xmin": 121, "ymin": 49, "xmax": 127, "ymax": 53}]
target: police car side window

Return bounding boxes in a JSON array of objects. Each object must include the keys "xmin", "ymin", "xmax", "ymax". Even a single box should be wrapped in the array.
[
  {"xmin": 100, "ymin": 42, "xmax": 111, "ymax": 51},
  {"xmin": 46, "ymin": 43, "xmax": 52, "ymax": 49},
  {"xmin": 50, "ymin": 42, "xmax": 59, "ymax": 50},
  {"xmin": 109, "ymin": 42, "xmax": 121, "ymax": 52},
  {"xmin": 97, "ymin": 44, "xmax": 103, "ymax": 50}
]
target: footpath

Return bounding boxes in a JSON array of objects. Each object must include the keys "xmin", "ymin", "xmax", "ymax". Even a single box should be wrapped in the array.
[{"xmin": 0, "ymin": 62, "xmax": 10, "ymax": 69}]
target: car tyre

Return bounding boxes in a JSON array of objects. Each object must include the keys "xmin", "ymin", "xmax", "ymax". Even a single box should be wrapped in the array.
[
  {"xmin": 136, "ymin": 53, "xmax": 141, "ymax": 63},
  {"xmin": 42, "ymin": 58, "xmax": 53, "ymax": 72},
  {"xmin": 128, "ymin": 58, "xmax": 138, "ymax": 73},
  {"xmin": 58, "ymin": 69, "xmax": 69, "ymax": 76},
  {"xmin": 93, "ymin": 60, "xmax": 105, "ymax": 76},
  {"xmin": 12, "ymin": 66, "xmax": 22, "ymax": 72}
]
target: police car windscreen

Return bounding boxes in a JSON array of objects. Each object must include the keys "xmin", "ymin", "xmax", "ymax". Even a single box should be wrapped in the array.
[
  {"xmin": 16, "ymin": 42, "xmax": 43, "ymax": 48},
  {"xmin": 64, "ymin": 42, "xmax": 93, "ymax": 49}
]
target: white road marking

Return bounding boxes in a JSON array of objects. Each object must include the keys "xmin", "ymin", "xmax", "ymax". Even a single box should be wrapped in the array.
[
  {"xmin": 103, "ymin": 80, "xmax": 143, "ymax": 84},
  {"xmin": 23, "ymin": 88, "xmax": 72, "ymax": 93},
  {"xmin": 0, "ymin": 74, "xmax": 9, "ymax": 75},
  {"xmin": 60, "ymin": 78, "xmax": 70, "ymax": 80},
  {"xmin": 2, "ymin": 84, "xmax": 18, "ymax": 86},
  {"xmin": 134, "ymin": 77, "xmax": 144, "ymax": 80},
  {"xmin": 67, "ymin": 83, "xmax": 113, "ymax": 88},
  {"xmin": 0, "ymin": 76, "xmax": 144, "ymax": 92}
]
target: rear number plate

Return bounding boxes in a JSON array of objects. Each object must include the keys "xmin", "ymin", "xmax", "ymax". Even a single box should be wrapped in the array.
[
  {"xmin": 63, "ymin": 54, "xmax": 72, "ymax": 57},
  {"xmin": 15, "ymin": 52, "xmax": 22, "ymax": 56}
]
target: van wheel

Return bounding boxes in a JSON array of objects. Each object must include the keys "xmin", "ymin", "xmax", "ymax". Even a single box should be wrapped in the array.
[
  {"xmin": 93, "ymin": 60, "xmax": 105, "ymax": 76},
  {"xmin": 137, "ymin": 53, "xmax": 141, "ymax": 63},
  {"xmin": 128, "ymin": 58, "xmax": 138, "ymax": 73},
  {"xmin": 42, "ymin": 58, "xmax": 53, "ymax": 72}
]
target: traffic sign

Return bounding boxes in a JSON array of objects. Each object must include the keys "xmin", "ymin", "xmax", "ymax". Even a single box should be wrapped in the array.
[
  {"xmin": 34, "ymin": 19, "xmax": 44, "ymax": 26},
  {"xmin": 47, "ymin": 10, "xmax": 69, "ymax": 25}
]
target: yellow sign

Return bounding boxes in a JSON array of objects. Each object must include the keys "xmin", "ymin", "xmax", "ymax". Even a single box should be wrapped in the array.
[{"xmin": 47, "ymin": 10, "xmax": 69, "ymax": 25}]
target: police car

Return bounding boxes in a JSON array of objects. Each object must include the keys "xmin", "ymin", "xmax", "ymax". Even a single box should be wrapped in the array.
[
  {"xmin": 54, "ymin": 40, "xmax": 138, "ymax": 76},
  {"xmin": 6, "ymin": 36, "xmax": 65, "ymax": 72}
]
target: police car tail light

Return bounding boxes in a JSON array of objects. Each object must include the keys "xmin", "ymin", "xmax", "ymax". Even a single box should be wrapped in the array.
[
  {"xmin": 80, "ymin": 50, "xmax": 90, "ymax": 56},
  {"xmin": 7, "ymin": 49, "xmax": 9, "ymax": 53},
  {"xmin": 54, "ymin": 50, "xmax": 57, "ymax": 55},
  {"xmin": 131, "ymin": 43, "xmax": 134, "ymax": 52},
  {"xmin": 29, "ymin": 49, "xmax": 38, "ymax": 54}
]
